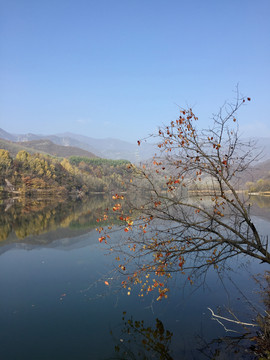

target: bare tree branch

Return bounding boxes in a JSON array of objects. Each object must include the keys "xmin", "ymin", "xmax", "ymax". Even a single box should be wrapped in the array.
[{"xmin": 97, "ymin": 94, "xmax": 270, "ymax": 299}]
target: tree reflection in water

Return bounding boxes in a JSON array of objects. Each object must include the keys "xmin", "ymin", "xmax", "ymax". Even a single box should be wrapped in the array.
[
  {"xmin": 110, "ymin": 312, "xmax": 173, "ymax": 360},
  {"xmin": 0, "ymin": 195, "xmax": 111, "ymax": 242},
  {"xmin": 197, "ymin": 333, "xmax": 255, "ymax": 360},
  {"xmin": 0, "ymin": 195, "xmax": 269, "ymax": 358},
  {"xmin": 109, "ymin": 270, "xmax": 270, "ymax": 360},
  {"xmin": 109, "ymin": 313, "xmax": 261, "ymax": 360},
  {"xmin": 198, "ymin": 271, "xmax": 270, "ymax": 360}
]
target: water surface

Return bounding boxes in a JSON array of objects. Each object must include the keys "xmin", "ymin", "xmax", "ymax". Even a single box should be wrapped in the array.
[{"xmin": 0, "ymin": 196, "xmax": 269, "ymax": 359}]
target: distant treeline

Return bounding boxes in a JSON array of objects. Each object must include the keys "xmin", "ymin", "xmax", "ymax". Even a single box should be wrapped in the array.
[
  {"xmin": 246, "ymin": 179, "xmax": 270, "ymax": 193},
  {"xmin": 69, "ymin": 156, "xmax": 130, "ymax": 167},
  {"xmin": 0, "ymin": 150, "xmax": 132, "ymax": 196}
]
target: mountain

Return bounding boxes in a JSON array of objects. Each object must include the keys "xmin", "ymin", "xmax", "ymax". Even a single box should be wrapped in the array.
[
  {"xmin": 0, "ymin": 138, "xmax": 44, "ymax": 157},
  {"xmin": 0, "ymin": 138, "xmax": 97, "ymax": 158},
  {"xmin": 1, "ymin": 128, "xmax": 269, "ymax": 163},
  {"xmin": 0, "ymin": 128, "xmax": 17, "ymax": 142},
  {"xmin": 55, "ymin": 132, "xmax": 155, "ymax": 162},
  {"xmin": 244, "ymin": 159, "xmax": 270, "ymax": 183},
  {"xmin": 17, "ymin": 139, "xmax": 98, "ymax": 158},
  {"xmin": 0, "ymin": 128, "xmax": 155, "ymax": 162}
]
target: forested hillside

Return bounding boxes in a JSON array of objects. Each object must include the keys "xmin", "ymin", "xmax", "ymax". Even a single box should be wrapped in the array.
[{"xmin": 0, "ymin": 149, "xmax": 131, "ymax": 197}]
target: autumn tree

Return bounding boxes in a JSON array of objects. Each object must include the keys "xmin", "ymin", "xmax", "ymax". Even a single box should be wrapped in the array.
[
  {"xmin": 0, "ymin": 150, "xmax": 13, "ymax": 183},
  {"xmin": 98, "ymin": 94, "xmax": 270, "ymax": 299}
]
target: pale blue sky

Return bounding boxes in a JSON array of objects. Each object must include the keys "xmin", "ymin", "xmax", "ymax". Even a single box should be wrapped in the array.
[{"xmin": 0, "ymin": 0, "xmax": 269, "ymax": 142}]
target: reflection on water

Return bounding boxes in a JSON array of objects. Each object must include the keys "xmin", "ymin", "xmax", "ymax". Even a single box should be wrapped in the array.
[
  {"xmin": 1, "ymin": 194, "xmax": 269, "ymax": 244},
  {"xmin": 110, "ymin": 311, "xmax": 259, "ymax": 360},
  {"xmin": 250, "ymin": 195, "xmax": 270, "ymax": 223},
  {"xmin": 0, "ymin": 195, "xmax": 111, "ymax": 243},
  {"xmin": 250, "ymin": 195, "xmax": 270, "ymax": 209},
  {"xmin": 0, "ymin": 195, "xmax": 269, "ymax": 359},
  {"xmin": 197, "ymin": 333, "xmax": 255, "ymax": 360},
  {"xmin": 111, "ymin": 312, "xmax": 173, "ymax": 360}
]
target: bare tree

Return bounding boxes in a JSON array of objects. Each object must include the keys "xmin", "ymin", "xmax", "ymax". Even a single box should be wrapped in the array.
[{"xmin": 97, "ymin": 94, "xmax": 270, "ymax": 299}]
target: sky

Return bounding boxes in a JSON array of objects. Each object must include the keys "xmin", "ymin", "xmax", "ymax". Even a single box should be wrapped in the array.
[{"xmin": 0, "ymin": 0, "xmax": 270, "ymax": 143}]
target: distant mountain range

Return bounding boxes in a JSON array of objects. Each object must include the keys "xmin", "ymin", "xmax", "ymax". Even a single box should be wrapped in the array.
[
  {"xmin": 0, "ymin": 138, "xmax": 98, "ymax": 159},
  {"xmin": 0, "ymin": 128, "xmax": 155, "ymax": 162},
  {"xmin": 18, "ymin": 139, "xmax": 99, "ymax": 159},
  {"xmin": 0, "ymin": 128, "xmax": 270, "ymax": 164}
]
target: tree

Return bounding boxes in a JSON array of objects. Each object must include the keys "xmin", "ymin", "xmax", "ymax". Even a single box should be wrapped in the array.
[
  {"xmin": 16, "ymin": 150, "xmax": 30, "ymax": 170},
  {"xmin": 0, "ymin": 149, "xmax": 12, "ymax": 169},
  {"xmin": 98, "ymin": 94, "xmax": 270, "ymax": 298},
  {"xmin": 0, "ymin": 149, "xmax": 13, "ymax": 183}
]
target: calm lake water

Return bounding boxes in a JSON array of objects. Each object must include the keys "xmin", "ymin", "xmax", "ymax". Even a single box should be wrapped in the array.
[{"xmin": 0, "ymin": 195, "xmax": 269, "ymax": 359}]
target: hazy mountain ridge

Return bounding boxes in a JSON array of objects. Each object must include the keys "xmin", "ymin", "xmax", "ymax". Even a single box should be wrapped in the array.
[
  {"xmin": 0, "ymin": 128, "xmax": 269, "ymax": 163},
  {"xmin": 0, "ymin": 128, "xmax": 17, "ymax": 142},
  {"xmin": 0, "ymin": 128, "xmax": 155, "ymax": 162},
  {"xmin": 238, "ymin": 159, "xmax": 270, "ymax": 186},
  {"xmin": 49, "ymin": 132, "xmax": 156, "ymax": 162},
  {"xmin": 17, "ymin": 139, "xmax": 98, "ymax": 158},
  {"xmin": 0, "ymin": 138, "xmax": 97, "ymax": 159},
  {"xmin": 0, "ymin": 138, "xmax": 48, "ymax": 157}
]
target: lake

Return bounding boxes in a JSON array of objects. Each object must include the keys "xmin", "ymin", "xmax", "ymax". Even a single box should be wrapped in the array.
[{"xmin": 0, "ymin": 195, "xmax": 269, "ymax": 359}]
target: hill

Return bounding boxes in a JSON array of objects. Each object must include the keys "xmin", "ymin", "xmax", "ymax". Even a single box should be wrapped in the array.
[
  {"xmin": 55, "ymin": 132, "xmax": 155, "ymax": 161},
  {"xmin": 1, "ymin": 128, "xmax": 269, "ymax": 164},
  {"xmin": 17, "ymin": 139, "xmax": 98, "ymax": 158},
  {"xmin": 0, "ymin": 129, "xmax": 17, "ymax": 142},
  {"xmin": 244, "ymin": 159, "xmax": 270, "ymax": 192},
  {"xmin": 0, "ymin": 128, "xmax": 155, "ymax": 162},
  {"xmin": 0, "ymin": 138, "xmax": 97, "ymax": 159},
  {"xmin": 246, "ymin": 159, "xmax": 270, "ymax": 183},
  {"xmin": 0, "ymin": 138, "xmax": 46, "ymax": 157}
]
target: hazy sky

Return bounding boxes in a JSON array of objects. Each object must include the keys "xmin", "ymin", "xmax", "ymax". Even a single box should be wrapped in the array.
[{"xmin": 0, "ymin": 0, "xmax": 269, "ymax": 143}]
